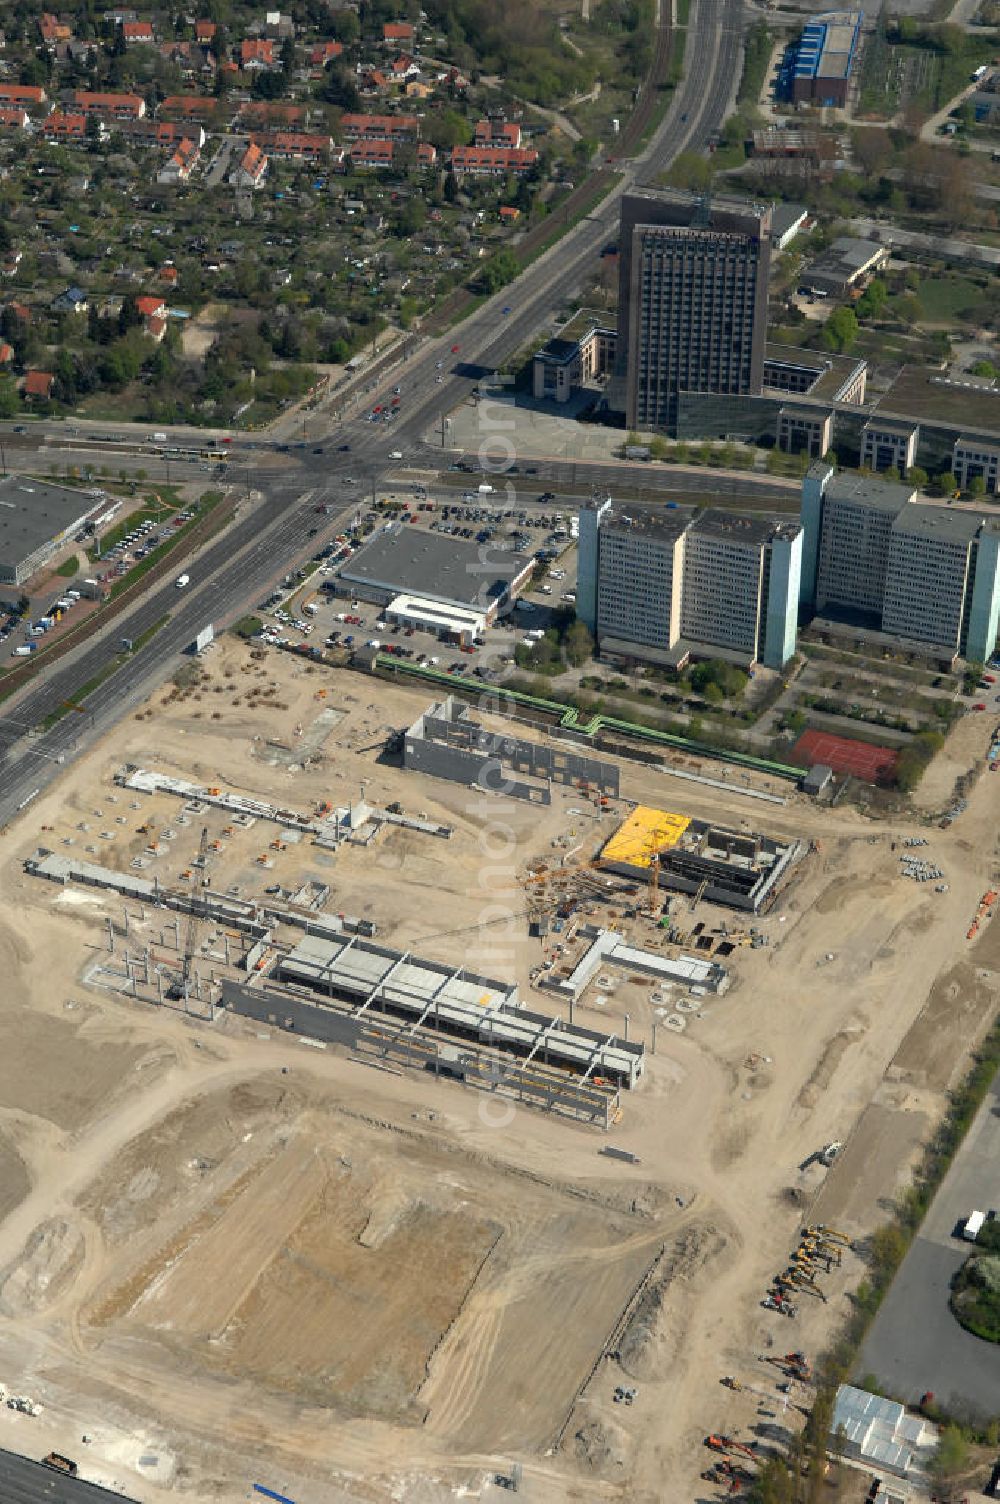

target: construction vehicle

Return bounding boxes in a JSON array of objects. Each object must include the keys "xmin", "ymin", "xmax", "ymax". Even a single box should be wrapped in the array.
[
  {"xmin": 42, "ymin": 1454, "xmax": 78, "ymax": 1477},
  {"xmin": 804, "ymin": 1224, "xmax": 852, "ymax": 1248},
  {"xmin": 765, "ymin": 1352, "xmax": 812, "ymax": 1381},
  {"xmin": 721, "ymin": 1376, "xmax": 744, "ymax": 1391}
]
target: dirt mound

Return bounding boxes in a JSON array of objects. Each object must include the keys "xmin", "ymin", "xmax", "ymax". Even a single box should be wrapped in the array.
[
  {"xmin": 0, "ymin": 1218, "xmax": 85, "ymax": 1317},
  {"xmin": 573, "ymin": 1417, "xmax": 628, "ymax": 1474},
  {"xmin": 617, "ymin": 1222, "xmax": 727, "ymax": 1381}
]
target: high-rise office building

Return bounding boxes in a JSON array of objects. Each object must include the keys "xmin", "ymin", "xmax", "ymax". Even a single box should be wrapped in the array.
[
  {"xmin": 577, "ymin": 499, "xmax": 802, "ymax": 669},
  {"xmin": 615, "ymin": 188, "xmax": 772, "ymax": 432},
  {"xmin": 800, "ymin": 463, "xmax": 1000, "ymax": 662}
]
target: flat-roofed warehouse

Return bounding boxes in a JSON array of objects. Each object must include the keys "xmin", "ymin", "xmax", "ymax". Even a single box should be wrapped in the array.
[
  {"xmin": 600, "ymin": 803, "xmax": 801, "ymax": 912},
  {"xmin": 0, "ymin": 475, "xmax": 106, "ymax": 585},
  {"xmin": 337, "ymin": 523, "xmax": 534, "ymax": 624},
  {"xmin": 791, "ymin": 11, "xmax": 863, "ymax": 108}
]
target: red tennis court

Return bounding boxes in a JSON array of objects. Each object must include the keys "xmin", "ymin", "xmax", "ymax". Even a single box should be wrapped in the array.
[{"xmin": 792, "ymin": 729, "xmax": 899, "ymax": 784}]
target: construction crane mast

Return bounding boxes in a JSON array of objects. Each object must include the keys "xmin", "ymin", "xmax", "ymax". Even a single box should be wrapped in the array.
[{"xmin": 180, "ymin": 825, "xmax": 209, "ymax": 1002}]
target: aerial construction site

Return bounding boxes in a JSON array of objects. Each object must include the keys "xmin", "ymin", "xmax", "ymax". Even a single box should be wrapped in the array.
[{"xmin": 0, "ymin": 637, "xmax": 998, "ymax": 1503}]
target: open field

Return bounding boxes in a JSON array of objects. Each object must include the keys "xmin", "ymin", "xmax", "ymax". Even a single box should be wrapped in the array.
[{"xmin": 0, "ymin": 635, "xmax": 997, "ymax": 1501}]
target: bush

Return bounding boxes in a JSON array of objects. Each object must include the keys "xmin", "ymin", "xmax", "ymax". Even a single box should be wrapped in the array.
[
  {"xmin": 233, "ymin": 615, "xmax": 263, "ymax": 640},
  {"xmin": 689, "ymin": 658, "xmax": 748, "ymax": 698},
  {"xmin": 894, "ymin": 729, "xmax": 944, "ymax": 791}
]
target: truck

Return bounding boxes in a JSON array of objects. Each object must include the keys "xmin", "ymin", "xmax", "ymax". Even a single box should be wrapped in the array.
[
  {"xmin": 963, "ymin": 1209, "xmax": 985, "ymax": 1241},
  {"xmin": 478, "ymin": 483, "xmax": 494, "ymax": 494},
  {"xmin": 13, "ymin": 644, "xmax": 37, "ymax": 656},
  {"xmin": 388, "ymin": 450, "xmax": 403, "ymax": 460},
  {"xmin": 42, "ymin": 1454, "xmax": 78, "ymax": 1477},
  {"xmin": 175, "ymin": 573, "xmax": 190, "ymax": 589},
  {"xmin": 150, "ymin": 431, "xmax": 168, "ymax": 444}
]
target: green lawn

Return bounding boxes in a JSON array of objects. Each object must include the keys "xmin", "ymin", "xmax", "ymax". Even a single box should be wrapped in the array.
[
  {"xmin": 907, "ymin": 273, "xmax": 994, "ymax": 324},
  {"xmin": 54, "ymin": 556, "xmax": 80, "ymax": 578}
]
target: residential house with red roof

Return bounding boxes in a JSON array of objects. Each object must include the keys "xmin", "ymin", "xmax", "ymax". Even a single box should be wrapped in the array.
[
  {"xmin": 341, "ymin": 112, "xmax": 419, "ymax": 141},
  {"xmin": 349, "ymin": 139, "xmax": 394, "ymax": 168},
  {"xmin": 238, "ymin": 100, "xmax": 305, "ymax": 129},
  {"xmin": 0, "ymin": 84, "xmax": 48, "ymax": 110},
  {"xmin": 383, "ymin": 21, "xmax": 415, "ymax": 46},
  {"xmin": 309, "ymin": 40, "xmax": 343, "ymax": 67},
  {"xmin": 475, "ymin": 118, "xmax": 522, "ymax": 148},
  {"xmin": 73, "ymin": 90, "xmax": 146, "ymax": 119},
  {"xmin": 23, "ymin": 371, "xmax": 54, "ymax": 401},
  {"xmin": 360, "ymin": 69, "xmax": 391, "ymax": 93},
  {"xmin": 0, "ymin": 108, "xmax": 30, "ymax": 131},
  {"xmin": 42, "ymin": 111, "xmax": 90, "ymax": 141},
  {"xmin": 451, "ymin": 145, "xmax": 538, "ymax": 176},
  {"xmin": 122, "ymin": 19, "xmax": 155, "ymax": 43},
  {"xmin": 158, "ymin": 94, "xmax": 219, "ymax": 123},
  {"xmin": 0, "ymin": 343, "xmax": 13, "ymax": 368},
  {"xmin": 194, "ymin": 20, "xmax": 216, "ymax": 42},
  {"xmin": 136, "ymin": 295, "xmax": 167, "ymax": 319},
  {"xmin": 254, "ymin": 131, "xmax": 332, "ymax": 162},
  {"xmin": 156, "ymin": 136, "xmax": 201, "ymax": 184},
  {"xmin": 241, "ymin": 38, "xmax": 275, "ymax": 69},
  {"xmin": 39, "ymin": 14, "xmax": 71, "ymax": 44},
  {"xmin": 229, "ymin": 141, "xmax": 268, "ymax": 188}
]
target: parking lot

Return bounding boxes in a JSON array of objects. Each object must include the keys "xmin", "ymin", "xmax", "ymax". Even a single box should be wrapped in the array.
[
  {"xmin": 256, "ymin": 494, "xmax": 579, "ymax": 679},
  {"xmin": 857, "ymin": 1069, "xmax": 1000, "ymax": 1417}
]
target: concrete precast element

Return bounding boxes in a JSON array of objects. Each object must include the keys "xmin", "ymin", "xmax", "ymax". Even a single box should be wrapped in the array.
[{"xmin": 116, "ymin": 765, "xmax": 452, "ymax": 840}]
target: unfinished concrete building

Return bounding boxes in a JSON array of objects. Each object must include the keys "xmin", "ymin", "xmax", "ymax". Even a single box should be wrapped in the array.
[
  {"xmin": 403, "ymin": 697, "xmax": 620, "ymax": 803},
  {"xmin": 599, "ymin": 804, "xmax": 801, "ymax": 913}
]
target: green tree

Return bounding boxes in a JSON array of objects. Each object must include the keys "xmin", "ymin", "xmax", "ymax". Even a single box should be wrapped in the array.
[
  {"xmin": 820, "ymin": 305, "xmax": 859, "ymax": 354},
  {"xmin": 937, "ymin": 468, "xmax": 958, "ymax": 496},
  {"xmin": 563, "ymin": 619, "xmax": 593, "ymax": 666},
  {"xmin": 332, "ymin": 9, "xmax": 360, "ymax": 44},
  {"xmin": 930, "ymin": 1424, "xmax": 968, "ymax": 1490},
  {"xmin": 0, "ymin": 377, "xmax": 17, "ymax": 419},
  {"xmin": 906, "ymin": 466, "xmax": 928, "ymax": 488},
  {"xmin": 477, "ymin": 248, "xmax": 519, "ymax": 293},
  {"xmin": 969, "ymin": 474, "xmax": 987, "ymax": 497}
]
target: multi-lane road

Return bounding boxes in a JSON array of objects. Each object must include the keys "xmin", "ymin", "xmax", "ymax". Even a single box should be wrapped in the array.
[{"xmin": 0, "ymin": 0, "xmax": 749, "ymax": 823}]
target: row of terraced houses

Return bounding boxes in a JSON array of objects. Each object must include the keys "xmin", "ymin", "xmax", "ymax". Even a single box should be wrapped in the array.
[{"xmin": 0, "ymin": 81, "xmax": 540, "ymax": 184}]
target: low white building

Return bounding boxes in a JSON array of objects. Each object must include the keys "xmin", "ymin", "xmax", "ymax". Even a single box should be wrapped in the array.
[
  {"xmin": 385, "ymin": 593, "xmax": 486, "ymax": 645},
  {"xmin": 831, "ymin": 1384, "xmax": 937, "ymax": 1481}
]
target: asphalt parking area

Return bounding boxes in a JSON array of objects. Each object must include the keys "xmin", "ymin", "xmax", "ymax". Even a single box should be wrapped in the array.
[{"xmin": 857, "ymin": 1072, "xmax": 1000, "ymax": 1417}]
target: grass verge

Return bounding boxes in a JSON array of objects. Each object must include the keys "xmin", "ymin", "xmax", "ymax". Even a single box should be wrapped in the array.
[
  {"xmin": 107, "ymin": 490, "xmax": 226, "ymax": 601},
  {"xmin": 38, "ymin": 613, "xmax": 170, "ymax": 730}
]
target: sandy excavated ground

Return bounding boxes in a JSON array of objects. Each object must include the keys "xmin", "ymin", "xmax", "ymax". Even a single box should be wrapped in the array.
[{"xmin": 0, "ymin": 640, "xmax": 996, "ymax": 1504}]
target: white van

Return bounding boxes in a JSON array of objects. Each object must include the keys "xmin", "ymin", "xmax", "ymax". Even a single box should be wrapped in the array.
[{"xmin": 175, "ymin": 573, "xmax": 190, "ymax": 589}]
